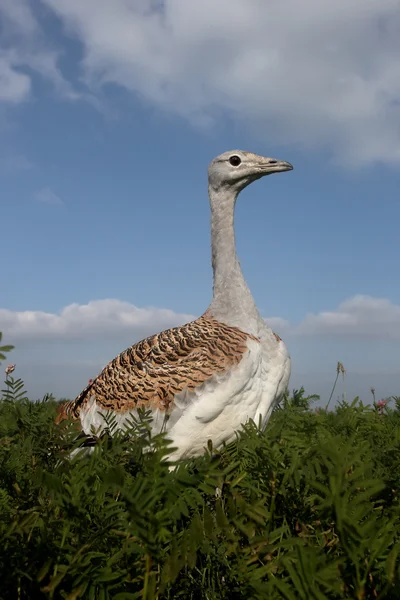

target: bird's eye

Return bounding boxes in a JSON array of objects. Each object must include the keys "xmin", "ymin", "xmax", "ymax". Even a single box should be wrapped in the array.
[{"xmin": 229, "ymin": 155, "xmax": 241, "ymax": 167}]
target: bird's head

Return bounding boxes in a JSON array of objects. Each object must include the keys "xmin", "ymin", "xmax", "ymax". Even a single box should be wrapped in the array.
[{"xmin": 208, "ymin": 150, "xmax": 293, "ymax": 193}]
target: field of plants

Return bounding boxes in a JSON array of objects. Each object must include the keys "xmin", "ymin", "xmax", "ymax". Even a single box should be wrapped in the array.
[{"xmin": 1, "ymin": 334, "xmax": 400, "ymax": 599}]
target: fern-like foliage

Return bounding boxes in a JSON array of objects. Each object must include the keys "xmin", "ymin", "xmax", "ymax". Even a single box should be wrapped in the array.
[
  {"xmin": 0, "ymin": 376, "xmax": 399, "ymax": 599},
  {"xmin": 2, "ymin": 376, "xmax": 28, "ymax": 403}
]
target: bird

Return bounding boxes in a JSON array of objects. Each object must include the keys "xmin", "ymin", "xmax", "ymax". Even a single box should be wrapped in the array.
[{"xmin": 55, "ymin": 150, "xmax": 293, "ymax": 463}]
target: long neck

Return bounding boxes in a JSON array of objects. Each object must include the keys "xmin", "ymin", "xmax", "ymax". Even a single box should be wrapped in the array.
[{"xmin": 207, "ymin": 184, "xmax": 262, "ymax": 335}]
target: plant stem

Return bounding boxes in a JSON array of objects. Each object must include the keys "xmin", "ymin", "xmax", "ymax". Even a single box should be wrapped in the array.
[{"xmin": 326, "ymin": 372, "xmax": 339, "ymax": 410}]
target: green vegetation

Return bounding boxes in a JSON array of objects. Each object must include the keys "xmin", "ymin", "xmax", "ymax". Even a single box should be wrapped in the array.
[{"xmin": 1, "ymin": 335, "xmax": 400, "ymax": 599}]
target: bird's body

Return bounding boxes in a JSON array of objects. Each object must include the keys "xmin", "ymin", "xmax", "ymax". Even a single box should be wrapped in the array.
[{"xmin": 56, "ymin": 150, "xmax": 293, "ymax": 461}]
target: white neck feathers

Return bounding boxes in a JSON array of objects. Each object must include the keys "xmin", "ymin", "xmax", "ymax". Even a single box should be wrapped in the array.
[{"xmin": 207, "ymin": 183, "xmax": 263, "ymax": 336}]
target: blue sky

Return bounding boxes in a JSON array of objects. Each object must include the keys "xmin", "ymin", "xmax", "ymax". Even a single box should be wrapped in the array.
[{"xmin": 1, "ymin": 0, "xmax": 400, "ymax": 405}]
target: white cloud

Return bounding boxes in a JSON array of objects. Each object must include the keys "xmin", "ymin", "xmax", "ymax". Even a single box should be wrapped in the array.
[
  {"xmin": 297, "ymin": 295, "xmax": 400, "ymax": 339},
  {"xmin": 0, "ymin": 299, "xmax": 195, "ymax": 341},
  {"xmin": 35, "ymin": 186, "xmax": 64, "ymax": 206},
  {"xmin": 37, "ymin": 0, "xmax": 400, "ymax": 166},
  {"xmin": 3, "ymin": 296, "xmax": 400, "ymax": 401},
  {"xmin": 0, "ymin": 0, "xmax": 38, "ymax": 34},
  {"xmin": 2, "ymin": 295, "xmax": 400, "ymax": 344},
  {"xmin": 0, "ymin": 54, "xmax": 31, "ymax": 103},
  {"xmin": 264, "ymin": 317, "xmax": 291, "ymax": 335},
  {"xmin": 0, "ymin": 0, "xmax": 79, "ymax": 104},
  {"xmin": 1, "ymin": 1, "xmax": 399, "ymax": 164}
]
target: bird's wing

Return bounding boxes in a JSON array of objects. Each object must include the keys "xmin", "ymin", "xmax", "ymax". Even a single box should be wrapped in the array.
[{"xmin": 55, "ymin": 312, "xmax": 260, "ymax": 424}]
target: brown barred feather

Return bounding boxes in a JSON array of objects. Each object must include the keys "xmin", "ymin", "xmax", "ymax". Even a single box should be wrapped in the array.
[{"xmin": 55, "ymin": 311, "xmax": 265, "ymax": 424}]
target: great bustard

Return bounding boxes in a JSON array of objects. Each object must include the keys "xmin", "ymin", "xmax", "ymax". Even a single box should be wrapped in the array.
[{"xmin": 56, "ymin": 151, "xmax": 293, "ymax": 461}]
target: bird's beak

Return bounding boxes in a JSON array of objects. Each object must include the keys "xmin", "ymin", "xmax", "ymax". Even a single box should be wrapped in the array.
[{"xmin": 259, "ymin": 158, "xmax": 293, "ymax": 174}]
